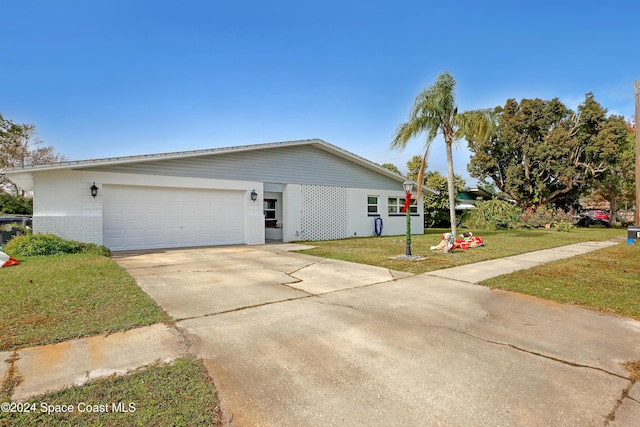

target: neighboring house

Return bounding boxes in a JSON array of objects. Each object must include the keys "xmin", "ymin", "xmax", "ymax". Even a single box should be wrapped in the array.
[
  {"xmin": 1, "ymin": 139, "xmax": 436, "ymax": 251},
  {"xmin": 456, "ymin": 186, "xmax": 494, "ymax": 211}
]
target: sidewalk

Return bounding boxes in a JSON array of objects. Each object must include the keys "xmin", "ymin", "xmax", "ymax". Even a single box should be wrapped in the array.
[{"xmin": 1, "ymin": 239, "xmax": 629, "ymax": 405}]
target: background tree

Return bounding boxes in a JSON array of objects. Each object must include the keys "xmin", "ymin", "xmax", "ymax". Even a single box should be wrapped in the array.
[
  {"xmin": 1, "ymin": 113, "xmax": 64, "ymax": 195},
  {"xmin": 588, "ymin": 121, "xmax": 636, "ymax": 222},
  {"xmin": 0, "ymin": 193, "xmax": 33, "ymax": 215},
  {"xmin": 403, "ymin": 156, "xmax": 466, "ymax": 227},
  {"xmin": 467, "ymin": 94, "xmax": 628, "ymax": 212},
  {"xmin": 380, "ymin": 163, "xmax": 401, "ymax": 175},
  {"xmin": 405, "ymin": 155, "xmax": 424, "ymax": 182},
  {"xmin": 422, "ymin": 171, "xmax": 466, "ymax": 227},
  {"xmin": 391, "ymin": 72, "xmax": 492, "ymax": 236}
]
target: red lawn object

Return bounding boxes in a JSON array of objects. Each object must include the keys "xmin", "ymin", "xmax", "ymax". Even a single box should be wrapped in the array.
[
  {"xmin": 0, "ymin": 251, "xmax": 19, "ymax": 267},
  {"xmin": 453, "ymin": 234, "xmax": 484, "ymax": 250}
]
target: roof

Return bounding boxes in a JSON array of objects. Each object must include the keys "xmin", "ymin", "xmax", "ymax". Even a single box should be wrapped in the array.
[
  {"xmin": 458, "ymin": 186, "xmax": 494, "ymax": 201},
  {"xmin": 1, "ymin": 139, "xmax": 438, "ymax": 195}
]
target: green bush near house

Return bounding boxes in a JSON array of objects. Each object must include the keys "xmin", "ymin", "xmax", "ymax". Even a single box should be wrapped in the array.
[{"xmin": 3, "ymin": 233, "xmax": 111, "ymax": 257}]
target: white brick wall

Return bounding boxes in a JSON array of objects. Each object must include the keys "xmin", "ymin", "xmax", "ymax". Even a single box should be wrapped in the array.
[{"xmin": 34, "ymin": 216, "xmax": 103, "ymax": 245}]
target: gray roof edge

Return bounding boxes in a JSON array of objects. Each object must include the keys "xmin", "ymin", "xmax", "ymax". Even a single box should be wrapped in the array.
[
  {"xmin": 0, "ymin": 139, "xmax": 321, "ymax": 174},
  {"xmin": 0, "ymin": 138, "xmax": 438, "ymax": 195}
]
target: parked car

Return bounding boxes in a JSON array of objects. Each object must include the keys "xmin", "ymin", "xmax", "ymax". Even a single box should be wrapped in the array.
[{"xmin": 575, "ymin": 210, "xmax": 610, "ymax": 227}]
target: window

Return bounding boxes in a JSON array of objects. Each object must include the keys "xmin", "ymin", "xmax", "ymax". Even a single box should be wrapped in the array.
[
  {"xmin": 264, "ymin": 199, "xmax": 277, "ymax": 228},
  {"xmin": 388, "ymin": 197, "xmax": 417, "ymax": 214},
  {"xmin": 367, "ymin": 196, "xmax": 378, "ymax": 214}
]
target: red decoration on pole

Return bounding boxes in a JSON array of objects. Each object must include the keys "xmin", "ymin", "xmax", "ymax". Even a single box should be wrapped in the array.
[{"xmin": 401, "ymin": 192, "xmax": 412, "ymax": 213}]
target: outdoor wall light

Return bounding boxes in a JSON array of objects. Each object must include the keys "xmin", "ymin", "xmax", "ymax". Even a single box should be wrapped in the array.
[
  {"xmin": 90, "ymin": 182, "xmax": 99, "ymax": 198},
  {"xmin": 250, "ymin": 189, "xmax": 258, "ymax": 201}
]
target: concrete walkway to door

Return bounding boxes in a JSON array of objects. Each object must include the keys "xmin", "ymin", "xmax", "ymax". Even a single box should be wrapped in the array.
[{"xmin": 4, "ymin": 241, "xmax": 640, "ymax": 426}]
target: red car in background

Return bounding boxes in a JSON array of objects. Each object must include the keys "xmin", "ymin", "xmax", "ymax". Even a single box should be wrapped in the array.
[{"xmin": 575, "ymin": 210, "xmax": 611, "ymax": 227}]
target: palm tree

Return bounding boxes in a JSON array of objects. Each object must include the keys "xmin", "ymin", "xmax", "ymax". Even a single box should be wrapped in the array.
[{"xmin": 391, "ymin": 72, "xmax": 492, "ymax": 237}]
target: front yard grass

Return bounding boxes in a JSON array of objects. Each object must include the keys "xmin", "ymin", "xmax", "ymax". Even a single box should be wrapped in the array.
[
  {"xmin": 0, "ymin": 253, "xmax": 171, "ymax": 351},
  {"xmin": 480, "ymin": 242, "xmax": 640, "ymax": 320},
  {"xmin": 0, "ymin": 356, "xmax": 222, "ymax": 426},
  {"xmin": 298, "ymin": 227, "xmax": 624, "ymax": 275},
  {"xmin": 1, "ymin": 253, "xmax": 221, "ymax": 426}
]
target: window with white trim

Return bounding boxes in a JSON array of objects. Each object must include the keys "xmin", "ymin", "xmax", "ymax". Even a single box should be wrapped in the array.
[
  {"xmin": 388, "ymin": 197, "xmax": 417, "ymax": 214},
  {"xmin": 367, "ymin": 196, "xmax": 379, "ymax": 214}
]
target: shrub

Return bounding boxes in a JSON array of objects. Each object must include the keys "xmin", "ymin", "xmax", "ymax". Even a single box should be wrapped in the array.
[
  {"xmin": 462, "ymin": 199, "xmax": 522, "ymax": 229},
  {"xmin": 554, "ymin": 221, "xmax": 575, "ymax": 232},
  {"xmin": 4, "ymin": 234, "xmax": 111, "ymax": 257},
  {"xmin": 521, "ymin": 206, "xmax": 555, "ymax": 228},
  {"xmin": 521, "ymin": 206, "xmax": 577, "ymax": 231},
  {"xmin": 0, "ymin": 194, "xmax": 33, "ymax": 215}
]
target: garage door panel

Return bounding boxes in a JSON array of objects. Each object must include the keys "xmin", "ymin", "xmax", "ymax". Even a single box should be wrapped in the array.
[{"xmin": 103, "ymin": 185, "xmax": 244, "ymax": 250}]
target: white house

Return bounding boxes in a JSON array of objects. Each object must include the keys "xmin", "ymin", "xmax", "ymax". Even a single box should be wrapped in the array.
[{"xmin": 1, "ymin": 139, "xmax": 436, "ymax": 251}]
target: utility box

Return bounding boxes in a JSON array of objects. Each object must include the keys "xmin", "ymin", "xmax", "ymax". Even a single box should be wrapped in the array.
[{"xmin": 628, "ymin": 226, "xmax": 640, "ymax": 244}]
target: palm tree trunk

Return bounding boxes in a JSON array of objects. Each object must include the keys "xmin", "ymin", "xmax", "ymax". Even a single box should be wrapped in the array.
[{"xmin": 445, "ymin": 139, "xmax": 457, "ymax": 236}]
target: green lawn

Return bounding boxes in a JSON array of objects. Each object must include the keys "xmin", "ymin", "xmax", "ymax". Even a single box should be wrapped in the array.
[
  {"xmin": 0, "ymin": 356, "xmax": 222, "ymax": 426},
  {"xmin": 0, "ymin": 253, "xmax": 171, "ymax": 351},
  {"xmin": 480, "ymin": 242, "xmax": 640, "ymax": 320},
  {"xmin": 1, "ymin": 254, "xmax": 221, "ymax": 426},
  {"xmin": 298, "ymin": 227, "xmax": 624, "ymax": 275}
]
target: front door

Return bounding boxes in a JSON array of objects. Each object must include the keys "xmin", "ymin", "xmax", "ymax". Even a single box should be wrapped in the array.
[{"xmin": 264, "ymin": 192, "xmax": 283, "ymax": 241}]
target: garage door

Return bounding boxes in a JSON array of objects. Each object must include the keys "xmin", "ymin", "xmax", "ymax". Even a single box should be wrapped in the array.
[{"xmin": 103, "ymin": 185, "xmax": 244, "ymax": 250}]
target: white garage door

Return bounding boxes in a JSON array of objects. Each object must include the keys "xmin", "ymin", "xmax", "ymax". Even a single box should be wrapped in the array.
[{"xmin": 103, "ymin": 185, "xmax": 244, "ymax": 250}]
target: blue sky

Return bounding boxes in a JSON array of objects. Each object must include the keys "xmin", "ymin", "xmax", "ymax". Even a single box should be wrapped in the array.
[{"xmin": 2, "ymin": 0, "xmax": 636, "ymax": 185}]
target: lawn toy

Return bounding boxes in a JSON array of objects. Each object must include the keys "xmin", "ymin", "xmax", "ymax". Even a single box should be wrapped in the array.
[
  {"xmin": 0, "ymin": 251, "xmax": 19, "ymax": 267},
  {"xmin": 454, "ymin": 232, "xmax": 484, "ymax": 250},
  {"xmin": 430, "ymin": 233, "xmax": 455, "ymax": 253}
]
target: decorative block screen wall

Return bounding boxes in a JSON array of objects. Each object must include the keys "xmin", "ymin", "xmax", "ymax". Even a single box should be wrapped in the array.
[{"xmin": 300, "ymin": 185, "xmax": 348, "ymax": 241}]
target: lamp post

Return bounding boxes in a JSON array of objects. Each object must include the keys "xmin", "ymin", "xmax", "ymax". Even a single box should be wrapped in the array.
[{"xmin": 403, "ymin": 180, "xmax": 414, "ymax": 256}]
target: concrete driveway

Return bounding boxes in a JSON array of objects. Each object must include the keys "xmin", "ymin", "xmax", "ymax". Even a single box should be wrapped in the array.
[{"xmin": 115, "ymin": 244, "xmax": 640, "ymax": 426}]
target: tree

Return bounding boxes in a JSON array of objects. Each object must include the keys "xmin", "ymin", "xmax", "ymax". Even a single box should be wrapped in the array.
[
  {"xmin": 0, "ymin": 193, "xmax": 33, "ymax": 215},
  {"xmin": 380, "ymin": 163, "xmax": 401, "ymax": 175},
  {"xmin": 590, "ymin": 121, "xmax": 636, "ymax": 221},
  {"xmin": 402, "ymin": 157, "xmax": 466, "ymax": 227},
  {"xmin": 422, "ymin": 171, "xmax": 466, "ymax": 227},
  {"xmin": 467, "ymin": 94, "xmax": 629, "ymax": 212},
  {"xmin": 1, "ymin": 113, "xmax": 64, "ymax": 195},
  {"xmin": 391, "ymin": 72, "xmax": 493, "ymax": 236}
]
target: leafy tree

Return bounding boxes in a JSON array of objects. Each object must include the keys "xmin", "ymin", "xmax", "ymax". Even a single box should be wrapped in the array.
[
  {"xmin": 1, "ymin": 113, "xmax": 64, "ymax": 195},
  {"xmin": 0, "ymin": 194, "xmax": 33, "ymax": 215},
  {"xmin": 467, "ymin": 94, "xmax": 628, "ymax": 212},
  {"xmin": 391, "ymin": 72, "xmax": 493, "ymax": 236},
  {"xmin": 405, "ymin": 155, "xmax": 424, "ymax": 182},
  {"xmin": 380, "ymin": 163, "xmax": 401, "ymax": 175},
  {"xmin": 590, "ymin": 121, "xmax": 635, "ymax": 222},
  {"xmin": 422, "ymin": 171, "xmax": 466, "ymax": 227}
]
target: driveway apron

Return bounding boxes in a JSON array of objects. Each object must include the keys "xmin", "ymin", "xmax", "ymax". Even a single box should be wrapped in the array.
[{"xmin": 115, "ymin": 244, "xmax": 640, "ymax": 426}]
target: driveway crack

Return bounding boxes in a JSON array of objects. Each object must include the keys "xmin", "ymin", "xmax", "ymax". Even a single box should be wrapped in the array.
[
  {"xmin": 604, "ymin": 379, "xmax": 637, "ymax": 425},
  {"xmin": 455, "ymin": 329, "xmax": 630, "ymax": 380},
  {"xmin": 175, "ymin": 295, "xmax": 316, "ymax": 321},
  {"xmin": 313, "ymin": 300, "xmax": 359, "ymax": 311}
]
